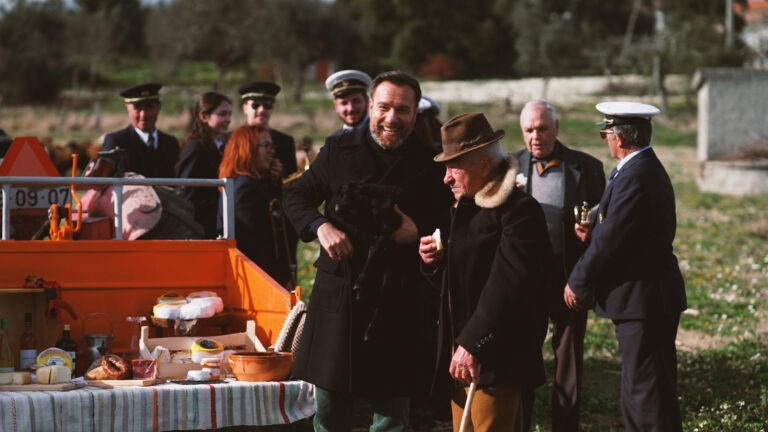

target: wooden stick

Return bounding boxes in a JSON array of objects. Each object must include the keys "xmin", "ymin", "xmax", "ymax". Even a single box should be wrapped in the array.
[{"xmin": 458, "ymin": 380, "xmax": 478, "ymax": 432}]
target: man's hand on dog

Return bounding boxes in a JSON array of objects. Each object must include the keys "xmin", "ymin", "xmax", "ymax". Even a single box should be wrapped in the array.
[
  {"xmin": 318, "ymin": 222, "xmax": 354, "ymax": 261},
  {"xmin": 390, "ymin": 205, "xmax": 418, "ymax": 245}
]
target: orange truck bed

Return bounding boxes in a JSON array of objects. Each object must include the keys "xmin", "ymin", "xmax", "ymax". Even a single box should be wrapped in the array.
[{"xmin": 0, "ymin": 240, "xmax": 296, "ymax": 369}]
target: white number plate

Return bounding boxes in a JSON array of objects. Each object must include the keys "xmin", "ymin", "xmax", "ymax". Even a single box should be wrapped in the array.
[{"xmin": 3, "ymin": 186, "xmax": 72, "ymax": 210}]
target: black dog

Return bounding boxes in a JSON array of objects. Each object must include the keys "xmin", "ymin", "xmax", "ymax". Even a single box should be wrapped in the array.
[{"xmin": 330, "ymin": 180, "xmax": 403, "ymax": 341}]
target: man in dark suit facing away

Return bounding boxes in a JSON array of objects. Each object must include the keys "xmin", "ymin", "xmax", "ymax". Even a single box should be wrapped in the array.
[
  {"xmin": 102, "ymin": 83, "xmax": 179, "ymax": 178},
  {"xmin": 564, "ymin": 101, "xmax": 687, "ymax": 432}
]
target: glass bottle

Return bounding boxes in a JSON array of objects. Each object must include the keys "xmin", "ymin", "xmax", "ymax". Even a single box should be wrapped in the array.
[
  {"xmin": 0, "ymin": 318, "xmax": 13, "ymax": 372},
  {"xmin": 55, "ymin": 324, "xmax": 78, "ymax": 374},
  {"xmin": 125, "ymin": 316, "xmax": 146, "ymax": 363},
  {"xmin": 19, "ymin": 312, "xmax": 37, "ymax": 370}
]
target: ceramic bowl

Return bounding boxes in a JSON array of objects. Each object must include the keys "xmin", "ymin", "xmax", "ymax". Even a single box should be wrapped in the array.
[{"xmin": 227, "ymin": 351, "xmax": 294, "ymax": 382}]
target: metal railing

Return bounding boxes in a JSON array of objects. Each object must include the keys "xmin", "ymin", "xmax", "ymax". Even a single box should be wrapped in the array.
[{"xmin": 0, "ymin": 176, "xmax": 235, "ymax": 241}]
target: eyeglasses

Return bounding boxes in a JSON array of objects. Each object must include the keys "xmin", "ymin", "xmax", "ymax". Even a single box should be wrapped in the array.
[
  {"xmin": 599, "ymin": 129, "xmax": 616, "ymax": 139},
  {"xmin": 250, "ymin": 100, "xmax": 274, "ymax": 110}
]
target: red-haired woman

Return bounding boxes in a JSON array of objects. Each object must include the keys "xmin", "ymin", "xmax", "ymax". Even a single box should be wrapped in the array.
[
  {"xmin": 218, "ymin": 124, "xmax": 291, "ymax": 286},
  {"xmin": 177, "ymin": 92, "xmax": 232, "ymax": 238}
]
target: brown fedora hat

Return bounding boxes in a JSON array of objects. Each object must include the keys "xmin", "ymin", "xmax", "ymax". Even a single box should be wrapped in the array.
[{"xmin": 434, "ymin": 112, "xmax": 505, "ymax": 162}]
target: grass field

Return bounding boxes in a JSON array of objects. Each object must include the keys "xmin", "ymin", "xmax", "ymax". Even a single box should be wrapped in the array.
[{"xmin": 2, "ymin": 84, "xmax": 766, "ymax": 430}]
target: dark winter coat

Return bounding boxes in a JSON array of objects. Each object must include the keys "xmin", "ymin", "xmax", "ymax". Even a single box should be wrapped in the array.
[
  {"xmin": 283, "ymin": 124, "xmax": 452, "ymax": 398},
  {"xmin": 430, "ymin": 155, "xmax": 554, "ymax": 389},
  {"xmin": 218, "ymin": 174, "xmax": 291, "ymax": 287},
  {"xmin": 270, "ymin": 128, "xmax": 297, "ymax": 178},
  {"xmin": 176, "ymin": 137, "xmax": 224, "ymax": 238}
]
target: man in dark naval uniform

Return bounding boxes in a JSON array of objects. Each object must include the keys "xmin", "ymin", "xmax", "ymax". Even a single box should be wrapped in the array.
[
  {"xmin": 564, "ymin": 102, "xmax": 687, "ymax": 432},
  {"xmin": 283, "ymin": 70, "xmax": 452, "ymax": 431},
  {"xmin": 102, "ymin": 83, "xmax": 179, "ymax": 178},
  {"xmin": 237, "ymin": 81, "xmax": 297, "ymax": 181},
  {"xmin": 514, "ymin": 99, "xmax": 605, "ymax": 432},
  {"xmin": 325, "ymin": 69, "xmax": 371, "ymax": 136}
]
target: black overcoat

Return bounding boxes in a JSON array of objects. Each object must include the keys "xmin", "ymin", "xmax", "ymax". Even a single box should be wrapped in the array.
[
  {"xmin": 217, "ymin": 174, "xmax": 291, "ymax": 287},
  {"xmin": 176, "ymin": 137, "xmax": 223, "ymax": 238},
  {"xmin": 283, "ymin": 124, "xmax": 452, "ymax": 398},
  {"xmin": 270, "ymin": 129, "xmax": 297, "ymax": 178},
  {"xmin": 102, "ymin": 125, "xmax": 179, "ymax": 178},
  {"xmin": 429, "ymin": 156, "xmax": 553, "ymax": 389}
]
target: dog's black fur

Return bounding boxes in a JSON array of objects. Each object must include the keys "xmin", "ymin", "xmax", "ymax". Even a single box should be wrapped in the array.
[{"xmin": 329, "ymin": 180, "xmax": 403, "ymax": 341}]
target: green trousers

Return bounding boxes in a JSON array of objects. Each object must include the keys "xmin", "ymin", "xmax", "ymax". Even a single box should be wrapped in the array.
[{"xmin": 313, "ymin": 385, "xmax": 410, "ymax": 432}]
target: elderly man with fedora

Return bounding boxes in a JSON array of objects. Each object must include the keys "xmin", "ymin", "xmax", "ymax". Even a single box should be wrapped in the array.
[
  {"xmin": 419, "ymin": 112, "xmax": 553, "ymax": 432},
  {"xmin": 564, "ymin": 102, "xmax": 687, "ymax": 431},
  {"xmin": 102, "ymin": 83, "xmax": 179, "ymax": 178},
  {"xmin": 325, "ymin": 69, "xmax": 372, "ymax": 136},
  {"xmin": 514, "ymin": 99, "xmax": 605, "ymax": 432}
]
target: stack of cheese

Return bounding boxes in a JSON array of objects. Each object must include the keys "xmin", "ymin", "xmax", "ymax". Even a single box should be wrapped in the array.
[
  {"xmin": 33, "ymin": 347, "xmax": 74, "ymax": 384},
  {"xmin": 36, "ymin": 365, "xmax": 71, "ymax": 384},
  {"xmin": 0, "ymin": 367, "xmax": 70, "ymax": 385},
  {"xmin": 0, "ymin": 371, "xmax": 32, "ymax": 385},
  {"xmin": 152, "ymin": 291, "xmax": 224, "ymax": 320}
]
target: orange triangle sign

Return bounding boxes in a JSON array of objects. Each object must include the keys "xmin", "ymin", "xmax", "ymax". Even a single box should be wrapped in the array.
[{"xmin": 0, "ymin": 137, "xmax": 61, "ymax": 177}]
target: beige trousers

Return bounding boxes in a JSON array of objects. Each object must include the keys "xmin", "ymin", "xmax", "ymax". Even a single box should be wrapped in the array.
[{"xmin": 450, "ymin": 382, "xmax": 523, "ymax": 432}]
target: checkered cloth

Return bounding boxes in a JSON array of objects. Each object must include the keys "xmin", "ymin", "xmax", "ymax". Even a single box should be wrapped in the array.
[{"xmin": 0, "ymin": 380, "xmax": 314, "ymax": 431}]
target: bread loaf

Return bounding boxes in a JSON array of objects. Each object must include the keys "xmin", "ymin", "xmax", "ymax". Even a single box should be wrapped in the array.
[
  {"xmin": 0, "ymin": 372, "xmax": 32, "ymax": 385},
  {"xmin": 36, "ymin": 365, "xmax": 71, "ymax": 384},
  {"xmin": 85, "ymin": 365, "xmax": 110, "ymax": 380}
]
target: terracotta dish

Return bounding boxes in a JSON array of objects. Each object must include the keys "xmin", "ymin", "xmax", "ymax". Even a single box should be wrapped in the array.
[{"xmin": 227, "ymin": 351, "xmax": 294, "ymax": 382}]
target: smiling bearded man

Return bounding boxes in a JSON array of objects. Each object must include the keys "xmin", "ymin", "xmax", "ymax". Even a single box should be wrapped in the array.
[{"xmin": 283, "ymin": 70, "xmax": 454, "ymax": 432}]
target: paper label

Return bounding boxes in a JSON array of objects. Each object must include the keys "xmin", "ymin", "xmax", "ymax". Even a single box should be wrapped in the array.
[{"xmin": 20, "ymin": 349, "xmax": 37, "ymax": 369}]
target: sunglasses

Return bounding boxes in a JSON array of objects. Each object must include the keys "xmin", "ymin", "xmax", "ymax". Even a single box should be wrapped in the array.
[
  {"xmin": 599, "ymin": 129, "xmax": 616, "ymax": 139},
  {"xmin": 250, "ymin": 100, "xmax": 274, "ymax": 110}
]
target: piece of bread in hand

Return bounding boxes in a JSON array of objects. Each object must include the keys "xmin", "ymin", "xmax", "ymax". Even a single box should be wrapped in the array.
[{"xmin": 431, "ymin": 228, "xmax": 442, "ymax": 251}]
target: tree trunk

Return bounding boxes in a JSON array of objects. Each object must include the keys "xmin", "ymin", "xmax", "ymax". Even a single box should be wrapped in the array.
[
  {"xmin": 215, "ymin": 65, "xmax": 226, "ymax": 92},
  {"xmin": 620, "ymin": 0, "xmax": 643, "ymax": 63},
  {"xmin": 653, "ymin": 54, "xmax": 668, "ymax": 113},
  {"xmin": 292, "ymin": 64, "xmax": 305, "ymax": 104}
]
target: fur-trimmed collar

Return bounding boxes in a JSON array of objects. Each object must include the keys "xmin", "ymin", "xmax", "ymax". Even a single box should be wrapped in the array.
[{"xmin": 474, "ymin": 154, "xmax": 520, "ymax": 209}]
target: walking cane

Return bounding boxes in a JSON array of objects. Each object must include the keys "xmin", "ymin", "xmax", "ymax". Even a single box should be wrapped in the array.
[{"xmin": 458, "ymin": 365, "xmax": 481, "ymax": 432}]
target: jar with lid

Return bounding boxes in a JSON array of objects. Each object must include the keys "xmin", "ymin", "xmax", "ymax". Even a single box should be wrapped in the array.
[{"xmin": 200, "ymin": 358, "xmax": 221, "ymax": 381}]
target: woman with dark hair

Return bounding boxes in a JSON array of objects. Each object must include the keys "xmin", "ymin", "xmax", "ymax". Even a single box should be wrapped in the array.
[
  {"xmin": 176, "ymin": 92, "xmax": 232, "ymax": 238},
  {"xmin": 218, "ymin": 124, "xmax": 291, "ymax": 286}
]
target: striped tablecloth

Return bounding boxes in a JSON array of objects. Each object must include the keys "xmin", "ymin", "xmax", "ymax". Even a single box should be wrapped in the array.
[{"xmin": 0, "ymin": 380, "xmax": 315, "ymax": 432}]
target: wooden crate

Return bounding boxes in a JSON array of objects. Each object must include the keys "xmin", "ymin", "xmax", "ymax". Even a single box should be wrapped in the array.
[{"xmin": 139, "ymin": 320, "xmax": 266, "ymax": 379}]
